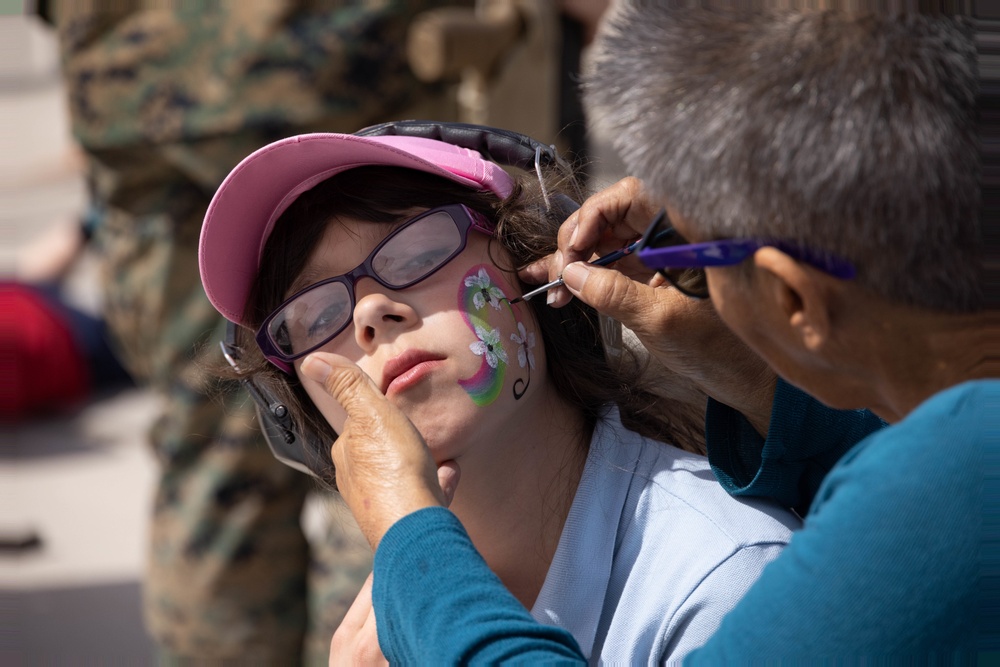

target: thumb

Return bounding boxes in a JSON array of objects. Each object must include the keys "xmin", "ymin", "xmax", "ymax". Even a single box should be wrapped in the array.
[
  {"xmin": 561, "ymin": 261, "xmax": 673, "ymax": 338},
  {"xmin": 301, "ymin": 353, "xmax": 379, "ymax": 413},
  {"xmin": 301, "ymin": 351, "xmax": 429, "ymax": 455},
  {"xmin": 301, "ymin": 352, "xmax": 444, "ymax": 548}
]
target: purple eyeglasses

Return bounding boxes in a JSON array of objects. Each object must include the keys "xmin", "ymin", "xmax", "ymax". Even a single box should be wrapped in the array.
[
  {"xmin": 636, "ymin": 209, "xmax": 856, "ymax": 298},
  {"xmin": 256, "ymin": 203, "xmax": 493, "ymax": 372}
]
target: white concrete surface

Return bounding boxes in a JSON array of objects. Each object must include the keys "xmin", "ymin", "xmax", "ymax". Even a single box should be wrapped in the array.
[
  {"xmin": 2, "ymin": 390, "xmax": 161, "ymax": 590},
  {"xmin": 2, "ymin": 12, "xmax": 160, "ymax": 663}
]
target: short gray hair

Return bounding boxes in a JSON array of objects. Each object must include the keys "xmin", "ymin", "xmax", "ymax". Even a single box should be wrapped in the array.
[{"xmin": 584, "ymin": 1, "xmax": 982, "ymax": 312}]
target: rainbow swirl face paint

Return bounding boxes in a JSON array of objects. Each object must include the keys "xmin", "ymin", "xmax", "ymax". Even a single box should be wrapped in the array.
[{"xmin": 458, "ymin": 265, "xmax": 534, "ymax": 406}]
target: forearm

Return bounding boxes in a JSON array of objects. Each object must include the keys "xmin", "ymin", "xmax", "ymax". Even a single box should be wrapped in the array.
[{"xmin": 373, "ymin": 507, "xmax": 584, "ymax": 664}]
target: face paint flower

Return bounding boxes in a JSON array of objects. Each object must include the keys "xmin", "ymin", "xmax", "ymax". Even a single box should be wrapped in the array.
[
  {"xmin": 464, "ymin": 268, "xmax": 505, "ymax": 311},
  {"xmin": 511, "ymin": 322, "xmax": 536, "ymax": 370},
  {"xmin": 470, "ymin": 325, "xmax": 509, "ymax": 369}
]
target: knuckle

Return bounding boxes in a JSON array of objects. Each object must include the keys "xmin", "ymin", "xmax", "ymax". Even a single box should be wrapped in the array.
[
  {"xmin": 621, "ymin": 176, "xmax": 643, "ymax": 196},
  {"xmin": 593, "ymin": 272, "xmax": 660, "ymax": 333},
  {"xmin": 326, "ymin": 365, "xmax": 369, "ymax": 404},
  {"xmin": 604, "ymin": 271, "xmax": 642, "ymax": 308}
]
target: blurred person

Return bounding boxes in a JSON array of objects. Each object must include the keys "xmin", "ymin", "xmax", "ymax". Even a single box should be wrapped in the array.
[
  {"xmin": 558, "ymin": 0, "xmax": 610, "ymax": 43},
  {"xmin": 284, "ymin": 1, "xmax": 994, "ymax": 663},
  {"xmin": 3, "ymin": 207, "xmax": 132, "ymax": 422},
  {"xmin": 43, "ymin": 1, "xmax": 461, "ymax": 663}
]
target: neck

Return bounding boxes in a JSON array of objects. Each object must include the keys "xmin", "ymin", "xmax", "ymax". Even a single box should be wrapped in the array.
[
  {"xmin": 839, "ymin": 306, "xmax": 999, "ymax": 423},
  {"xmin": 449, "ymin": 389, "xmax": 589, "ymax": 610}
]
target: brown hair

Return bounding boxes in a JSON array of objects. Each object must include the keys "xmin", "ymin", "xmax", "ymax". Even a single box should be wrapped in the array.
[{"xmin": 231, "ymin": 163, "xmax": 706, "ymax": 486}]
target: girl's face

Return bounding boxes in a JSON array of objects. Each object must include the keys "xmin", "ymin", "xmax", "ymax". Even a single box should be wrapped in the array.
[{"xmin": 291, "ymin": 208, "xmax": 543, "ymax": 464}]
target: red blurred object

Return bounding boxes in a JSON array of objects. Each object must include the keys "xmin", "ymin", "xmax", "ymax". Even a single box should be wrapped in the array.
[{"xmin": 1, "ymin": 282, "xmax": 90, "ymax": 421}]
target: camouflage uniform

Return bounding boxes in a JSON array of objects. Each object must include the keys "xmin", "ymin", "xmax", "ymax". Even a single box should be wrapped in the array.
[{"xmin": 49, "ymin": 2, "xmax": 460, "ymax": 663}]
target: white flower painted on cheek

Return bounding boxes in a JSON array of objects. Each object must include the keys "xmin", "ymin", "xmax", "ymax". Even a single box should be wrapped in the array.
[
  {"xmin": 511, "ymin": 322, "xmax": 536, "ymax": 370},
  {"xmin": 470, "ymin": 325, "xmax": 509, "ymax": 369},
  {"xmin": 464, "ymin": 268, "xmax": 505, "ymax": 310}
]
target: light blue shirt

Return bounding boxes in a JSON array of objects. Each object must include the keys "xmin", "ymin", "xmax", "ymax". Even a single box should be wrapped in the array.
[{"xmin": 531, "ymin": 410, "xmax": 801, "ymax": 664}]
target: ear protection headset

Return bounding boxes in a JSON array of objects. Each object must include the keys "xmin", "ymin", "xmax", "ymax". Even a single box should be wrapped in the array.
[
  {"xmin": 356, "ymin": 120, "xmax": 582, "ymax": 219},
  {"xmin": 221, "ymin": 120, "xmax": 581, "ymax": 480}
]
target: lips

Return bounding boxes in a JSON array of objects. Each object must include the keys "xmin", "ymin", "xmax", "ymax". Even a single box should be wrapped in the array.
[{"xmin": 380, "ymin": 349, "xmax": 446, "ymax": 395}]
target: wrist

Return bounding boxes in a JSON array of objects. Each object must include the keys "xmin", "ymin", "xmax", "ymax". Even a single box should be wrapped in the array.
[{"xmin": 361, "ymin": 489, "xmax": 445, "ymax": 552}]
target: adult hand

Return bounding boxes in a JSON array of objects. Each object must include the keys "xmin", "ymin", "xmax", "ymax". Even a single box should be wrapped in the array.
[
  {"xmin": 541, "ymin": 177, "xmax": 660, "ymax": 309},
  {"xmin": 330, "ymin": 573, "xmax": 386, "ymax": 667},
  {"xmin": 300, "ymin": 352, "xmax": 460, "ymax": 550},
  {"xmin": 522, "ymin": 177, "xmax": 776, "ymax": 435}
]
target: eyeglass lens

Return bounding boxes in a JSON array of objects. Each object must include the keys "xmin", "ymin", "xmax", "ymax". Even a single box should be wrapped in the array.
[
  {"xmin": 645, "ymin": 212, "xmax": 710, "ymax": 299},
  {"xmin": 266, "ymin": 209, "xmax": 466, "ymax": 357}
]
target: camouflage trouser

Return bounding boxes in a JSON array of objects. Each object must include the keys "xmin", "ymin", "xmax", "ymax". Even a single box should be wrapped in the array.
[{"xmin": 89, "ymin": 138, "xmax": 372, "ymax": 665}]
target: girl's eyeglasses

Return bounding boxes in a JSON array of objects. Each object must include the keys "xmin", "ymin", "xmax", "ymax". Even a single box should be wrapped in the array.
[
  {"xmin": 256, "ymin": 203, "xmax": 493, "ymax": 372},
  {"xmin": 635, "ymin": 209, "xmax": 856, "ymax": 299}
]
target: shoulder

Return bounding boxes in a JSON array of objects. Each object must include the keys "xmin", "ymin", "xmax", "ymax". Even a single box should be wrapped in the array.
[
  {"xmin": 897, "ymin": 379, "xmax": 998, "ymax": 434},
  {"xmin": 586, "ymin": 417, "xmax": 801, "ymax": 663},
  {"xmin": 592, "ymin": 415, "xmax": 801, "ymax": 552},
  {"xmin": 802, "ymin": 381, "xmax": 994, "ymax": 585},
  {"xmin": 823, "ymin": 379, "xmax": 998, "ymax": 496}
]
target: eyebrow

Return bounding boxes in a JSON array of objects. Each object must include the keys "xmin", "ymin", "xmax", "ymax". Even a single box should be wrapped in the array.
[
  {"xmin": 284, "ymin": 218, "xmax": 405, "ymax": 297},
  {"xmin": 287, "ymin": 267, "xmax": 326, "ymax": 297}
]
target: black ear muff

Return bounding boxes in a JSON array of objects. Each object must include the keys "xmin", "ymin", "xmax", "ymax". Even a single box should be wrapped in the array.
[
  {"xmin": 356, "ymin": 120, "xmax": 580, "ymax": 220},
  {"xmin": 222, "ymin": 321, "xmax": 334, "ymax": 480},
  {"xmin": 355, "ymin": 120, "xmax": 568, "ymax": 173}
]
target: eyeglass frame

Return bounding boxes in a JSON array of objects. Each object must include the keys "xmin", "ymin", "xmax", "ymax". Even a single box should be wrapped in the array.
[
  {"xmin": 255, "ymin": 203, "xmax": 494, "ymax": 373},
  {"xmin": 635, "ymin": 209, "xmax": 856, "ymax": 299}
]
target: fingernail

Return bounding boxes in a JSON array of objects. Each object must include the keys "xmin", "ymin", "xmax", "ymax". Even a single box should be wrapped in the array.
[
  {"xmin": 546, "ymin": 289, "xmax": 558, "ymax": 305},
  {"xmin": 568, "ymin": 225, "xmax": 579, "ymax": 249},
  {"xmin": 301, "ymin": 355, "xmax": 332, "ymax": 383},
  {"xmin": 562, "ymin": 262, "xmax": 591, "ymax": 293},
  {"xmin": 553, "ymin": 249, "xmax": 563, "ymax": 270}
]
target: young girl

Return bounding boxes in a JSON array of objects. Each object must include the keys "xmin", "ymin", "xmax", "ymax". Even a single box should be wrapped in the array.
[{"xmin": 198, "ymin": 127, "xmax": 800, "ymax": 662}]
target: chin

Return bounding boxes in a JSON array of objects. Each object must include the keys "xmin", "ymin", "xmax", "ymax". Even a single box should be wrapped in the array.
[{"xmin": 405, "ymin": 410, "xmax": 470, "ymax": 462}]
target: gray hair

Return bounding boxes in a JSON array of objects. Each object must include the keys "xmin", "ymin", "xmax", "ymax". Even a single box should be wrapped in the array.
[{"xmin": 584, "ymin": 1, "xmax": 982, "ymax": 312}]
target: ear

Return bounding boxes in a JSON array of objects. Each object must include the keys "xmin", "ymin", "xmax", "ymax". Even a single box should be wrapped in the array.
[{"xmin": 752, "ymin": 247, "xmax": 832, "ymax": 353}]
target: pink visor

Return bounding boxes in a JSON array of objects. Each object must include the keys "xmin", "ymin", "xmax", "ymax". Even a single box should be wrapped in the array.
[{"xmin": 198, "ymin": 132, "xmax": 516, "ymax": 326}]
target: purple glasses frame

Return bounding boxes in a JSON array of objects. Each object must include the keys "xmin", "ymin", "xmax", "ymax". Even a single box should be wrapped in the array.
[
  {"xmin": 636, "ymin": 209, "xmax": 856, "ymax": 298},
  {"xmin": 256, "ymin": 203, "xmax": 493, "ymax": 373}
]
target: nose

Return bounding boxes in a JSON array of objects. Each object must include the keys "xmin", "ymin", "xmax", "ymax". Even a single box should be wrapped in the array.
[{"xmin": 351, "ymin": 278, "xmax": 419, "ymax": 349}]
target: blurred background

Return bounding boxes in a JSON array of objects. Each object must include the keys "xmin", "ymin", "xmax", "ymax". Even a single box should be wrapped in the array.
[
  {"xmin": 1, "ymin": 0, "xmax": 624, "ymax": 663},
  {"xmin": 1, "ymin": 4, "xmax": 160, "ymax": 663}
]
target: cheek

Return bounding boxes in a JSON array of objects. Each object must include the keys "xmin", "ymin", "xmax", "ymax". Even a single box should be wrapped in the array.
[
  {"xmin": 456, "ymin": 264, "xmax": 538, "ymax": 405},
  {"xmin": 708, "ymin": 269, "xmax": 787, "ymax": 368},
  {"xmin": 706, "ymin": 270, "xmax": 747, "ymax": 334}
]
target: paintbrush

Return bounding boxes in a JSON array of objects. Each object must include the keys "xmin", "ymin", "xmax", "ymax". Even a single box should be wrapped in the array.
[{"xmin": 509, "ymin": 238, "xmax": 644, "ymax": 305}]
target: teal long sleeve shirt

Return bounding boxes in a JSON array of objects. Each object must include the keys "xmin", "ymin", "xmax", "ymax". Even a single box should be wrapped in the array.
[{"xmin": 372, "ymin": 380, "xmax": 997, "ymax": 663}]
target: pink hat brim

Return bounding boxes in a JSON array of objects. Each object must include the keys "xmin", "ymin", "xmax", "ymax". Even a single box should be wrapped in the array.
[{"xmin": 199, "ymin": 132, "xmax": 515, "ymax": 325}]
